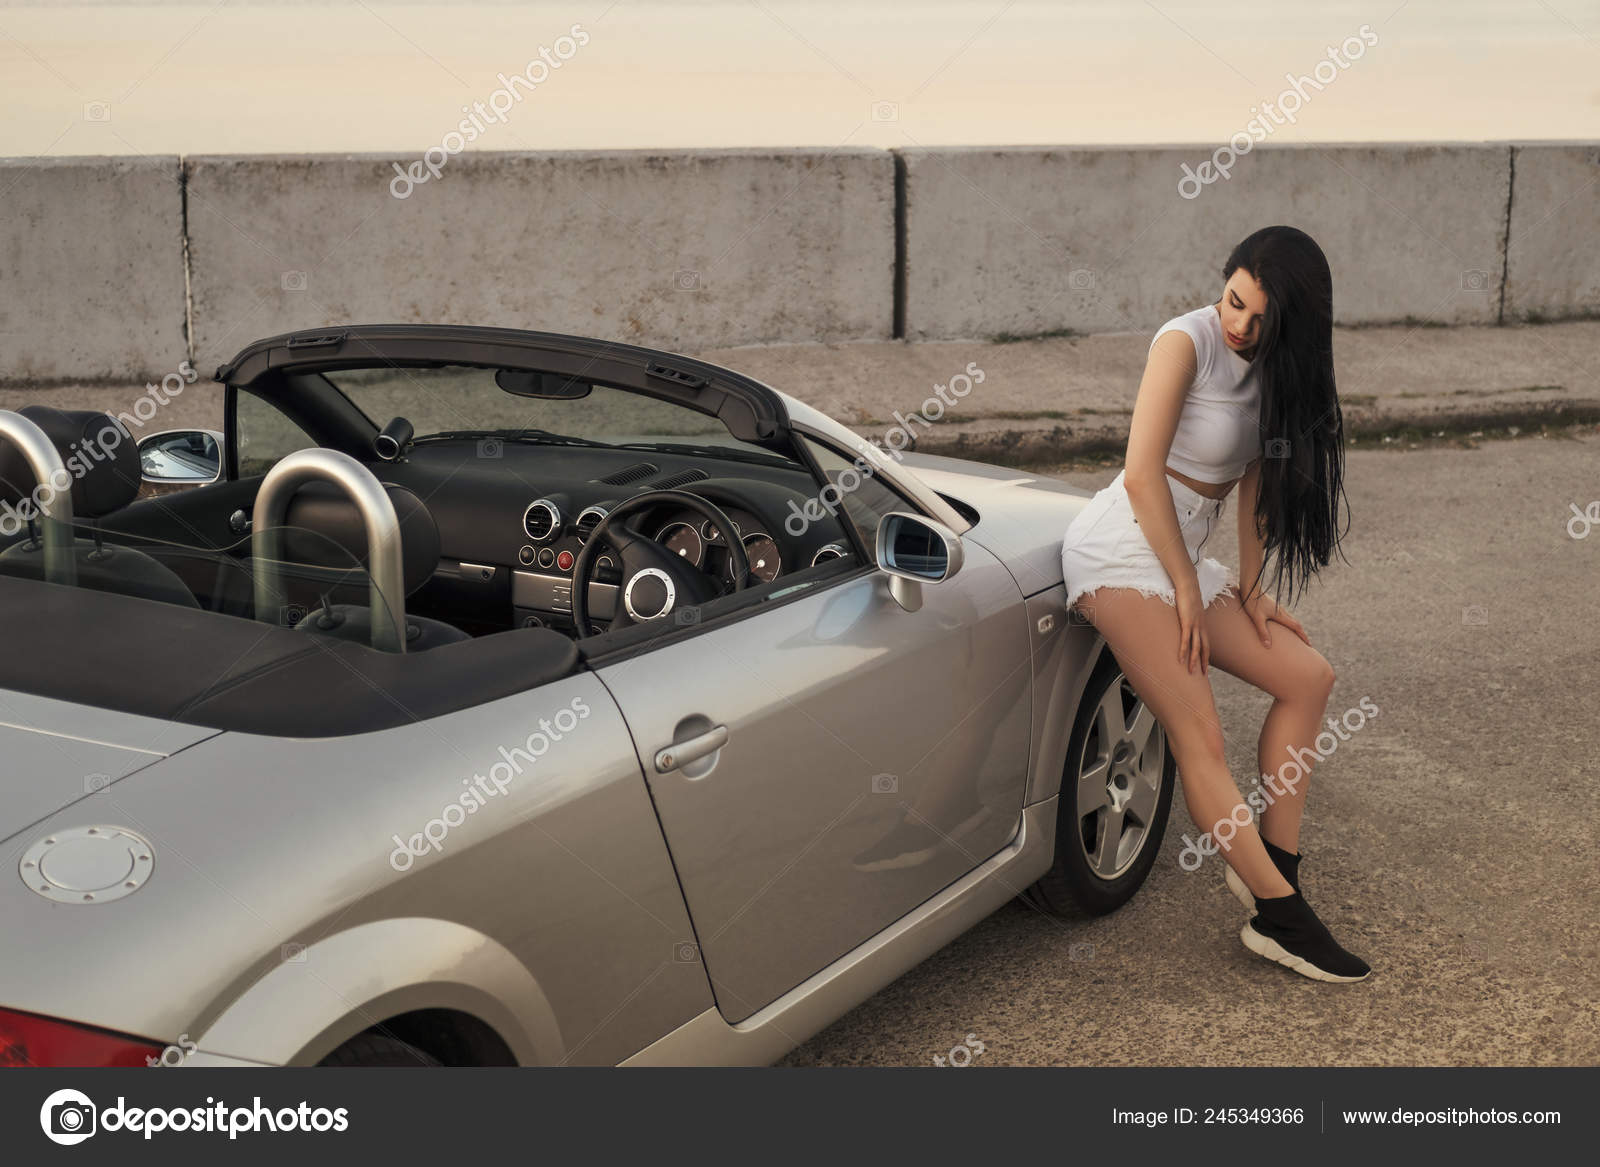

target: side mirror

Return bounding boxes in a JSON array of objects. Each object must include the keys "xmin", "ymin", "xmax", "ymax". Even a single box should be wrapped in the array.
[
  {"xmin": 138, "ymin": 429, "xmax": 225, "ymax": 486},
  {"xmin": 875, "ymin": 512, "xmax": 964, "ymax": 612}
]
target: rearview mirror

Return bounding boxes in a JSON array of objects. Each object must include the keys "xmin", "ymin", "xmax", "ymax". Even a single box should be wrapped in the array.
[
  {"xmin": 494, "ymin": 369, "xmax": 593, "ymax": 399},
  {"xmin": 138, "ymin": 429, "xmax": 225, "ymax": 486},
  {"xmin": 875, "ymin": 512, "xmax": 964, "ymax": 612}
]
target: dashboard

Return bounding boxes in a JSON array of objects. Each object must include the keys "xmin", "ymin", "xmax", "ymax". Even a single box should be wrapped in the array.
[
  {"xmin": 371, "ymin": 441, "xmax": 862, "ymax": 636},
  {"xmin": 639, "ymin": 503, "xmax": 848, "ymax": 586}
]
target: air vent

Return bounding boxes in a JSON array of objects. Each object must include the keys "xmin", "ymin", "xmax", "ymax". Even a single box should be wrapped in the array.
[
  {"xmin": 574, "ymin": 505, "xmax": 608, "ymax": 544},
  {"xmin": 811, "ymin": 543, "xmax": 847, "ymax": 566},
  {"xmin": 595, "ymin": 462, "xmax": 659, "ymax": 486},
  {"xmin": 646, "ymin": 362, "xmax": 707, "ymax": 389},
  {"xmin": 523, "ymin": 499, "xmax": 561, "ymax": 542},
  {"xmin": 652, "ymin": 468, "xmax": 710, "ymax": 490}
]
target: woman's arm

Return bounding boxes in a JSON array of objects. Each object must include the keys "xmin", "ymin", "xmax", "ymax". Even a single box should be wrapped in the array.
[
  {"xmin": 1233, "ymin": 455, "xmax": 1311, "ymax": 646},
  {"xmin": 1235, "ymin": 455, "xmax": 1266, "ymax": 603},
  {"xmin": 1123, "ymin": 328, "xmax": 1202, "ymax": 600}
]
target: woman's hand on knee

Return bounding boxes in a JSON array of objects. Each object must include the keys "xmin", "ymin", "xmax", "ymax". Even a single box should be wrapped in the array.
[
  {"xmin": 1240, "ymin": 589, "xmax": 1310, "ymax": 647},
  {"xmin": 1175, "ymin": 580, "xmax": 1210, "ymax": 676}
]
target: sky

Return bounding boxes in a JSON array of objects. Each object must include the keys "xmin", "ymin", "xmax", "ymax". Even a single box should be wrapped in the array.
[{"xmin": 0, "ymin": 1, "xmax": 1597, "ymax": 156}]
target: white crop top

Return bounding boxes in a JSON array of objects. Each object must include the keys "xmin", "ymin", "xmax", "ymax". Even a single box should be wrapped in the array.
[{"xmin": 1147, "ymin": 304, "xmax": 1262, "ymax": 483}]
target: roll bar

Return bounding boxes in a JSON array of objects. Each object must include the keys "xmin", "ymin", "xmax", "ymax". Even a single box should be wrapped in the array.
[
  {"xmin": 0, "ymin": 409, "xmax": 77, "ymax": 587},
  {"xmin": 251, "ymin": 448, "xmax": 408, "ymax": 653}
]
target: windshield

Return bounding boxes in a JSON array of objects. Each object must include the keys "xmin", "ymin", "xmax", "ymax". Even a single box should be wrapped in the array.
[{"xmin": 325, "ymin": 365, "xmax": 788, "ymax": 464}]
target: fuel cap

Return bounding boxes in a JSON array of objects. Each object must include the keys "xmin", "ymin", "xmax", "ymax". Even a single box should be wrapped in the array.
[{"xmin": 20, "ymin": 826, "xmax": 155, "ymax": 904}]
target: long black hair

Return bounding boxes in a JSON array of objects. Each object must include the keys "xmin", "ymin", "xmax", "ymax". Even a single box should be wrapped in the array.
[{"xmin": 1226, "ymin": 225, "xmax": 1352, "ymax": 609}]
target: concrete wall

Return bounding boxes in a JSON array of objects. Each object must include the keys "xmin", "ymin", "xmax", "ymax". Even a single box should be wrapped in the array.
[
  {"xmin": 899, "ymin": 143, "xmax": 1513, "ymax": 341},
  {"xmin": 1, "ymin": 143, "xmax": 1596, "ymax": 385},
  {"xmin": 1504, "ymin": 143, "xmax": 1600, "ymax": 322},
  {"xmin": 184, "ymin": 149, "xmax": 895, "ymax": 375},
  {"xmin": 0, "ymin": 156, "xmax": 189, "ymax": 384}
]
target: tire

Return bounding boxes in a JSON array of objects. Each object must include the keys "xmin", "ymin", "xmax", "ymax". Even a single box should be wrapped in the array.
[
  {"xmin": 1026, "ymin": 652, "xmax": 1176, "ymax": 917},
  {"xmin": 317, "ymin": 1033, "xmax": 442, "ymax": 1067}
]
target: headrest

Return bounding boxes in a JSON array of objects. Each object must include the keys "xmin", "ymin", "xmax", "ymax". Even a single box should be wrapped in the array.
[
  {"xmin": 279, "ymin": 481, "xmax": 440, "ymax": 596},
  {"xmin": 0, "ymin": 407, "xmax": 142, "ymax": 519}
]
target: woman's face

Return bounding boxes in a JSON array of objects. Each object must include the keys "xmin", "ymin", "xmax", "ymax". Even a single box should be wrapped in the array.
[{"xmin": 1217, "ymin": 268, "xmax": 1267, "ymax": 356}]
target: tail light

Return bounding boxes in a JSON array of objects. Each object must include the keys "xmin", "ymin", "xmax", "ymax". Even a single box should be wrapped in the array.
[{"xmin": 0, "ymin": 1007, "xmax": 162, "ymax": 1068}]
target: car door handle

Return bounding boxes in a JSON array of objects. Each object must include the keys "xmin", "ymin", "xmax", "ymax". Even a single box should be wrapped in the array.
[{"xmin": 655, "ymin": 724, "xmax": 729, "ymax": 774}]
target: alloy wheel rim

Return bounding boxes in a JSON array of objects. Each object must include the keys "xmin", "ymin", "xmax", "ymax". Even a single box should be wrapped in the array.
[{"xmin": 1074, "ymin": 675, "xmax": 1166, "ymax": 881}]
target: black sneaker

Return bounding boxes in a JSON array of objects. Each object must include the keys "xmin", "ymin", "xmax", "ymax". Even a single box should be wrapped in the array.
[
  {"xmin": 1225, "ymin": 838, "xmax": 1302, "ymax": 911},
  {"xmin": 1241, "ymin": 891, "xmax": 1371, "ymax": 983}
]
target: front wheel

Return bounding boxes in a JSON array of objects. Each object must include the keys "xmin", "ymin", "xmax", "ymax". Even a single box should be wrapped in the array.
[{"xmin": 1025, "ymin": 653, "xmax": 1176, "ymax": 917}]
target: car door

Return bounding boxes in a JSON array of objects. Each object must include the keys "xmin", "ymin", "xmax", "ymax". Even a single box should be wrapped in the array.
[{"xmin": 596, "ymin": 440, "xmax": 1032, "ymax": 1022}]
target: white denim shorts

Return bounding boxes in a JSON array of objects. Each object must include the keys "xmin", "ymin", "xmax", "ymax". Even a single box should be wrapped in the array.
[{"xmin": 1060, "ymin": 467, "xmax": 1238, "ymax": 611}]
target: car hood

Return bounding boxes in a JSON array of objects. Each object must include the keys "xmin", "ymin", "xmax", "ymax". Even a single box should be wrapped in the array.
[
  {"xmin": 0, "ymin": 691, "xmax": 219, "ymax": 848},
  {"xmin": 894, "ymin": 451, "xmax": 1096, "ymax": 598}
]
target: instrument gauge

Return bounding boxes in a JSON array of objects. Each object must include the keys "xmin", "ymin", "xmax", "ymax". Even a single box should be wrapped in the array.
[
  {"xmin": 700, "ymin": 516, "xmax": 741, "ymax": 543},
  {"xmin": 737, "ymin": 533, "xmax": 781, "ymax": 583},
  {"xmin": 656, "ymin": 521, "xmax": 703, "ymax": 566}
]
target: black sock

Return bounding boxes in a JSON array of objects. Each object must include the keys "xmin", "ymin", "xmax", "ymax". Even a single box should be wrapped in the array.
[{"xmin": 1261, "ymin": 838, "xmax": 1301, "ymax": 892}]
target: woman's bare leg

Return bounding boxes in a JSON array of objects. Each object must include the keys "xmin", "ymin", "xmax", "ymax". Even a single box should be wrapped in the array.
[
  {"xmin": 1191, "ymin": 586, "xmax": 1338, "ymax": 854},
  {"xmin": 1071, "ymin": 587, "xmax": 1293, "ymax": 898}
]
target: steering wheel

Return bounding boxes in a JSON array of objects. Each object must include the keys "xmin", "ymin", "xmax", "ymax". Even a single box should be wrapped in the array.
[{"xmin": 570, "ymin": 489, "xmax": 752, "ymax": 638}]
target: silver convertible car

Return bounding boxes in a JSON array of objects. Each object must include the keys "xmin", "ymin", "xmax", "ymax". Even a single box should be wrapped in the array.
[{"xmin": 0, "ymin": 326, "xmax": 1177, "ymax": 1067}]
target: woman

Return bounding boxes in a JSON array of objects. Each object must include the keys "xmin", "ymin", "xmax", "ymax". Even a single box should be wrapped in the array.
[{"xmin": 1060, "ymin": 225, "xmax": 1368, "ymax": 982}]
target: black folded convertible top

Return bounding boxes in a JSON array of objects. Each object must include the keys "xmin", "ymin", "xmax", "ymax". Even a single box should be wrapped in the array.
[{"xmin": 0, "ymin": 575, "xmax": 580, "ymax": 737}]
